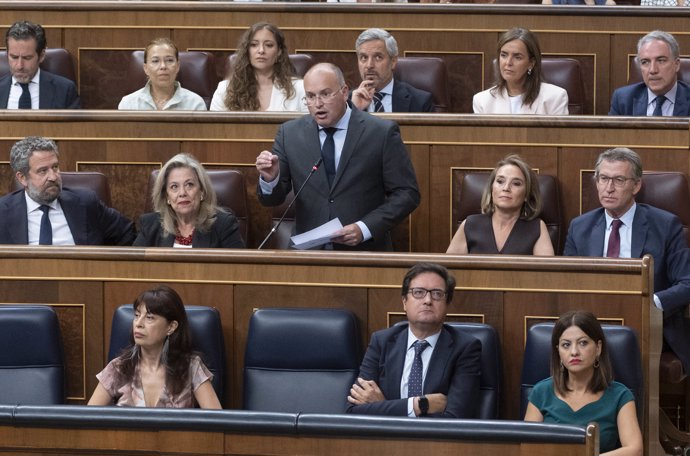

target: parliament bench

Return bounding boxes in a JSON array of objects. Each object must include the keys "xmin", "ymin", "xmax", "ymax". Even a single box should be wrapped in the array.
[{"xmin": 0, "ymin": 404, "xmax": 598, "ymax": 456}]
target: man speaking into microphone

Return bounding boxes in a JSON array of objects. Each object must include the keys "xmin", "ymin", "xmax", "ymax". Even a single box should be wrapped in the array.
[{"xmin": 255, "ymin": 62, "xmax": 419, "ymax": 251}]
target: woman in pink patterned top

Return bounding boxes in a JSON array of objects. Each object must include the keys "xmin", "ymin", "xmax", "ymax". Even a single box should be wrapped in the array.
[{"xmin": 88, "ymin": 286, "xmax": 221, "ymax": 408}]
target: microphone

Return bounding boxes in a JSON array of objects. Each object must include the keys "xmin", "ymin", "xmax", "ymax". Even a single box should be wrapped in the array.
[{"xmin": 257, "ymin": 157, "xmax": 323, "ymax": 250}]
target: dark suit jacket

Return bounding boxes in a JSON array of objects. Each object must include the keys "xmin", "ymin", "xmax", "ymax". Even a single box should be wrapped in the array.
[
  {"xmin": 0, "ymin": 70, "xmax": 81, "ymax": 109},
  {"xmin": 564, "ymin": 203, "xmax": 690, "ymax": 373},
  {"xmin": 0, "ymin": 188, "xmax": 135, "ymax": 245},
  {"xmin": 348, "ymin": 79, "xmax": 434, "ymax": 113},
  {"xmin": 346, "ymin": 323, "xmax": 481, "ymax": 418},
  {"xmin": 609, "ymin": 80, "xmax": 690, "ymax": 116},
  {"xmin": 257, "ymin": 108, "xmax": 420, "ymax": 251},
  {"xmin": 133, "ymin": 210, "xmax": 245, "ymax": 248}
]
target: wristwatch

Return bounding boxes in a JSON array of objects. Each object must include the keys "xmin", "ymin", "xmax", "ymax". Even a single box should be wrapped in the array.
[{"xmin": 418, "ymin": 396, "xmax": 429, "ymax": 416}]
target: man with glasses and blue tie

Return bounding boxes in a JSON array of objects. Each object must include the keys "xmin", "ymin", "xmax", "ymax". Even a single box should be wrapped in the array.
[
  {"xmin": 255, "ymin": 62, "xmax": 419, "ymax": 251},
  {"xmin": 564, "ymin": 147, "xmax": 690, "ymax": 376},
  {"xmin": 0, "ymin": 21, "xmax": 80, "ymax": 110},
  {"xmin": 346, "ymin": 263, "xmax": 481, "ymax": 417}
]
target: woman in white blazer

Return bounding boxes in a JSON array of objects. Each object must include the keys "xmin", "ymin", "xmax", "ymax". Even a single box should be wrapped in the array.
[{"xmin": 473, "ymin": 28, "xmax": 569, "ymax": 115}]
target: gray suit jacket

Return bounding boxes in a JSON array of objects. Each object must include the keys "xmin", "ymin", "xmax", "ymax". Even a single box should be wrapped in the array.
[
  {"xmin": 0, "ymin": 70, "xmax": 81, "ymax": 109},
  {"xmin": 257, "ymin": 108, "xmax": 420, "ymax": 251}
]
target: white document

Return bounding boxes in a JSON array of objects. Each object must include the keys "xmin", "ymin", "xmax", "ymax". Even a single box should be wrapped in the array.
[{"xmin": 290, "ymin": 218, "xmax": 344, "ymax": 250}]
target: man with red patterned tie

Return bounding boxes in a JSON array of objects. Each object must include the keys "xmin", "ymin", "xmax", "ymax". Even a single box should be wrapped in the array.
[{"xmin": 564, "ymin": 147, "xmax": 690, "ymax": 375}]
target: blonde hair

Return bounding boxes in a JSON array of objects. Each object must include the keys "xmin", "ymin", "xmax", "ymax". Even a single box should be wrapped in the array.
[{"xmin": 152, "ymin": 153, "xmax": 219, "ymax": 235}]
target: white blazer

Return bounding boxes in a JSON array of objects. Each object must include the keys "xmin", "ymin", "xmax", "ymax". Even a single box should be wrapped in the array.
[
  {"xmin": 210, "ymin": 78, "xmax": 307, "ymax": 112},
  {"xmin": 473, "ymin": 82, "xmax": 569, "ymax": 115}
]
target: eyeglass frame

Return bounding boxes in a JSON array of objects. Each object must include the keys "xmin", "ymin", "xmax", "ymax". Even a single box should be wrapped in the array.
[
  {"xmin": 302, "ymin": 86, "xmax": 346, "ymax": 106},
  {"xmin": 594, "ymin": 174, "xmax": 639, "ymax": 188},
  {"xmin": 407, "ymin": 287, "xmax": 447, "ymax": 301}
]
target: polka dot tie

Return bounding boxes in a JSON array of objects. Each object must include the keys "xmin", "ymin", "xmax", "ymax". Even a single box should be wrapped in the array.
[{"xmin": 408, "ymin": 340, "xmax": 429, "ymax": 397}]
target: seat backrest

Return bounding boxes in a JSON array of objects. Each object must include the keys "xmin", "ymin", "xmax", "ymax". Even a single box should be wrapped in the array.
[
  {"xmin": 455, "ymin": 172, "xmax": 562, "ymax": 253},
  {"xmin": 541, "ymin": 58, "xmax": 586, "ymax": 115},
  {"xmin": 0, "ymin": 48, "xmax": 77, "ymax": 83},
  {"xmin": 243, "ymin": 308, "xmax": 361, "ymax": 413},
  {"xmin": 226, "ymin": 53, "xmax": 314, "ymax": 79},
  {"xmin": 520, "ymin": 323, "xmax": 644, "ymax": 422},
  {"xmin": 583, "ymin": 171, "xmax": 690, "ymax": 245},
  {"xmin": 10, "ymin": 171, "xmax": 112, "ymax": 207},
  {"xmin": 108, "ymin": 304, "xmax": 226, "ymax": 402},
  {"xmin": 126, "ymin": 50, "xmax": 218, "ymax": 108},
  {"xmin": 266, "ymin": 191, "xmax": 296, "ymax": 249},
  {"xmin": 447, "ymin": 322, "xmax": 502, "ymax": 419},
  {"xmin": 393, "ymin": 57, "xmax": 450, "ymax": 112},
  {"xmin": 628, "ymin": 57, "xmax": 690, "ymax": 85},
  {"xmin": 146, "ymin": 168, "xmax": 248, "ymax": 243},
  {"xmin": 0, "ymin": 305, "xmax": 65, "ymax": 405}
]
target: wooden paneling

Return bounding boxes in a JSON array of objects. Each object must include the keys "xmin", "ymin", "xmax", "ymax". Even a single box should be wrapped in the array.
[
  {"xmin": 2, "ymin": 2, "xmax": 690, "ymax": 112},
  {"xmin": 0, "ymin": 246, "xmax": 663, "ymax": 455}
]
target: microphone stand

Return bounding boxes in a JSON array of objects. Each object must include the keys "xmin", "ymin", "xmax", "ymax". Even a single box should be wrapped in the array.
[{"xmin": 257, "ymin": 157, "xmax": 323, "ymax": 250}]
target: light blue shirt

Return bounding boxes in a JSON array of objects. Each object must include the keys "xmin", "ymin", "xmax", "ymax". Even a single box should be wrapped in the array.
[
  {"xmin": 646, "ymin": 82, "xmax": 678, "ymax": 117},
  {"xmin": 365, "ymin": 78, "xmax": 394, "ymax": 113},
  {"xmin": 603, "ymin": 203, "xmax": 635, "ymax": 258}
]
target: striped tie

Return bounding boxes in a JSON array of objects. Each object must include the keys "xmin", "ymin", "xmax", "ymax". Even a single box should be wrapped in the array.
[{"xmin": 373, "ymin": 92, "xmax": 385, "ymax": 112}]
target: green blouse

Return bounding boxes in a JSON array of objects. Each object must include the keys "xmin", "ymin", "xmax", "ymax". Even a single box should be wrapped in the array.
[{"xmin": 528, "ymin": 377, "xmax": 634, "ymax": 453}]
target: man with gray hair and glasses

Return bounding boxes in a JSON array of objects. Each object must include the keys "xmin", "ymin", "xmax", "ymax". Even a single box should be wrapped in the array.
[
  {"xmin": 609, "ymin": 30, "xmax": 690, "ymax": 116},
  {"xmin": 564, "ymin": 147, "xmax": 690, "ymax": 375},
  {"xmin": 350, "ymin": 28, "xmax": 434, "ymax": 113},
  {"xmin": 0, "ymin": 136, "xmax": 135, "ymax": 245}
]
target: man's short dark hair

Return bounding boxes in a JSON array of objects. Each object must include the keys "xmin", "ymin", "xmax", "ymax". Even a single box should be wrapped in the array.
[
  {"xmin": 6, "ymin": 20, "xmax": 47, "ymax": 55},
  {"xmin": 401, "ymin": 262, "xmax": 456, "ymax": 303}
]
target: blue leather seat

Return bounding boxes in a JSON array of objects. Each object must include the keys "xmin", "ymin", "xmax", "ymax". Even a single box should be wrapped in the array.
[
  {"xmin": 0, "ymin": 305, "xmax": 64, "ymax": 405},
  {"xmin": 108, "ymin": 304, "xmax": 226, "ymax": 403},
  {"xmin": 520, "ymin": 323, "xmax": 644, "ymax": 421},
  {"xmin": 448, "ymin": 322, "xmax": 502, "ymax": 419},
  {"xmin": 243, "ymin": 308, "xmax": 361, "ymax": 413}
]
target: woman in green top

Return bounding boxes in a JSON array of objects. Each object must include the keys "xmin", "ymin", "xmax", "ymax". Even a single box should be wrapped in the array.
[{"xmin": 524, "ymin": 311, "xmax": 642, "ymax": 456}]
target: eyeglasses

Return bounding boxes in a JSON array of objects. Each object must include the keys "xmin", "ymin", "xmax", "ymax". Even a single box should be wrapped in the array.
[
  {"xmin": 595, "ymin": 175, "xmax": 637, "ymax": 188},
  {"xmin": 408, "ymin": 288, "xmax": 446, "ymax": 301},
  {"xmin": 302, "ymin": 88, "xmax": 344, "ymax": 106}
]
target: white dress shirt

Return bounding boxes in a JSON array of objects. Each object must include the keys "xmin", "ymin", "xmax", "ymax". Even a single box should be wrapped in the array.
[
  {"xmin": 25, "ymin": 192, "xmax": 75, "ymax": 245},
  {"xmin": 401, "ymin": 328, "xmax": 441, "ymax": 417},
  {"xmin": 7, "ymin": 69, "xmax": 41, "ymax": 110}
]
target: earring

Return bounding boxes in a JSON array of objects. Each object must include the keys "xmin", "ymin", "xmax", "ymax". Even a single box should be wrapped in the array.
[
  {"xmin": 527, "ymin": 68, "xmax": 533, "ymax": 76},
  {"xmin": 200, "ymin": 195, "xmax": 204, "ymax": 201},
  {"xmin": 593, "ymin": 357, "xmax": 600, "ymax": 369},
  {"xmin": 560, "ymin": 360, "xmax": 565, "ymax": 371}
]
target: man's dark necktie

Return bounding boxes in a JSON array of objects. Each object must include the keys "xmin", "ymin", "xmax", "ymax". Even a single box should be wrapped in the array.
[
  {"xmin": 606, "ymin": 219, "xmax": 622, "ymax": 258},
  {"xmin": 39, "ymin": 205, "xmax": 53, "ymax": 245},
  {"xmin": 18, "ymin": 83, "xmax": 31, "ymax": 109},
  {"xmin": 321, "ymin": 127, "xmax": 338, "ymax": 186},
  {"xmin": 653, "ymin": 95, "xmax": 666, "ymax": 117},
  {"xmin": 408, "ymin": 340, "xmax": 429, "ymax": 397},
  {"xmin": 373, "ymin": 92, "xmax": 385, "ymax": 112}
]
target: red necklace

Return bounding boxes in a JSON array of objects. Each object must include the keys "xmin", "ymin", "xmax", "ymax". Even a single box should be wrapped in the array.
[{"xmin": 175, "ymin": 229, "xmax": 194, "ymax": 246}]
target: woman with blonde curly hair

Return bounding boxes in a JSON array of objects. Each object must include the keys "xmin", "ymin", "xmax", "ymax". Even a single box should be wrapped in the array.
[
  {"xmin": 210, "ymin": 22, "xmax": 307, "ymax": 112},
  {"xmin": 133, "ymin": 153, "xmax": 245, "ymax": 248}
]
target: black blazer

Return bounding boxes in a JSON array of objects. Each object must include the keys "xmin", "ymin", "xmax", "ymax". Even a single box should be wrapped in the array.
[
  {"xmin": 133, "ymin": 210, "xmax": 245, "ymax": 248},
  {"xmin": 257, "ymin": 108, "xmax": 420, "ymax": 251},
  {"xmin": 0, "ymin": 188, "xmax": 135, "ymax": 245},
  {"xmin": 0, "ymin": 70, "xmax": 80, "ymax": 109},
  {"xmin": 346, "ymin": 323, "xmax": 481, "ymax": 417}
]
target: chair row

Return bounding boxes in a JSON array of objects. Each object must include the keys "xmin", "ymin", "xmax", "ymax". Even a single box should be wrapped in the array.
[
  {"xmin": 14, "ymin": 166, "xmax": 689, "ymax": 254},
  {"xmin": 0, "ymin": 47, "xmax": 622, "ymax": 114},
  {"xmin": 0, "ymin": 304, "xmax": 642, "ymax": 424}
]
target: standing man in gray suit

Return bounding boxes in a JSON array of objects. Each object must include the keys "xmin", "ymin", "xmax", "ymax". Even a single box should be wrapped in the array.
[
  {"xmin": 0, "ymin": 20, "xmax": 80, "ymax": 109},
  {"xmin": 255, "ymin": 62, "xmax": 420, "ymax": 251}
]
